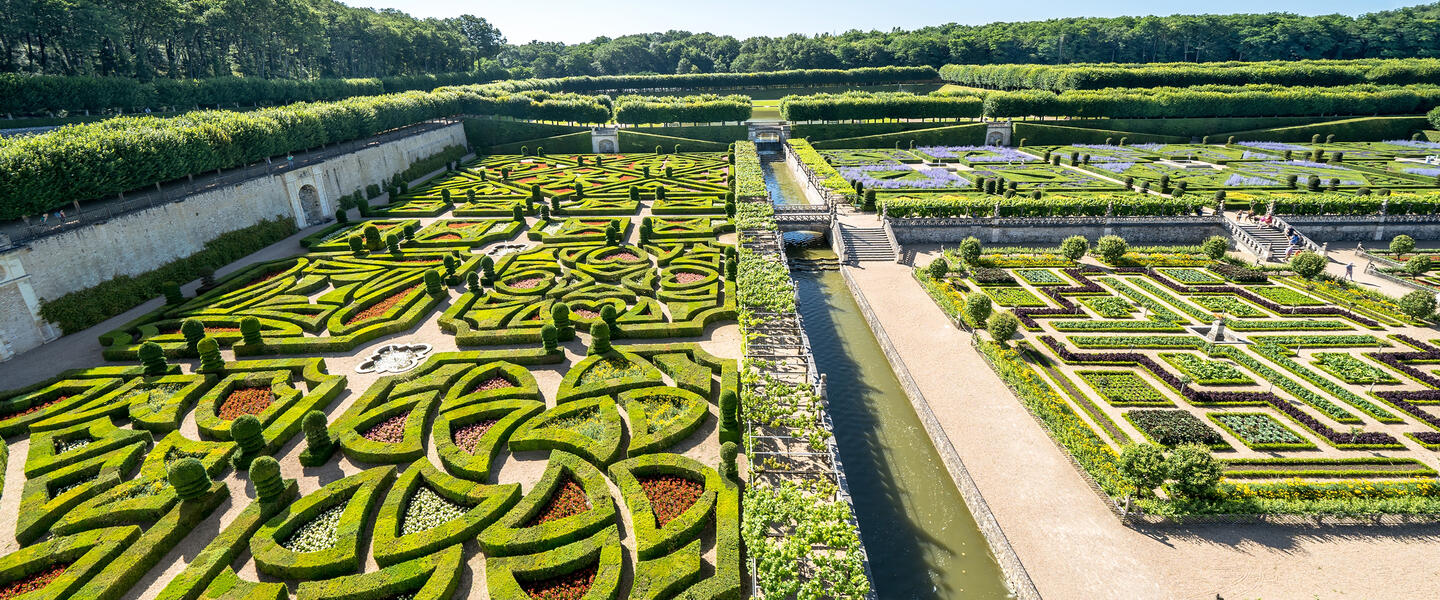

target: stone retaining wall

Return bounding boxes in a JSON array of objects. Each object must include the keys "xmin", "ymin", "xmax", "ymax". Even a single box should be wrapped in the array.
[{"xmin": 889, "ymin": 216, "xmax": 1227, "ymax": 245}]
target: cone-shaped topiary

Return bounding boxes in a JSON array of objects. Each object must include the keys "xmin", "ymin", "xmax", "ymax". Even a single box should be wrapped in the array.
[
  {"xmin": 466, "ymin": 271, "xmax": 481, "ymax": 294},
  {"xmin": 181, "ymin": 318, "xmax": 205, "ymax": 353},
  {"xmin": 541, "ymin": 324, "xmax": 559, "ymax": 353},
  {"xmin": 299, "ymin": 410, "xmax": 336, "ymax": 467},
  {"xmin": 335, "ymin": 208, "xmax": 349, "ymax": 224},
  {"xmin": 604, "ymin": 223, "xmax": 619, "ymax": 246},
  {"xmin": 552, "ymin": 302, "xmax": 574, "ymax": 341},
  {"xmin": 424, "ymin": 269, "xmax": 443, "ymax": 296},
  {"xmin": 479, "ymin": 255, "xmax": 495, "ymax": 285},
  {"xmin": 720, "ymin": 441, "xmax": 738, "ymax": 481},
  {"xmin": 725, "ymin": 258, "xmax": 737, "ymax": 281},
  {"xmin": 139, "ymin": 342, "xmax": 167, "ymax": 376},
  {"xmin": 169, "ymin": 457, "xmax": 211, "ymax": 501},
  {"xmin": 162, "ymin": 281, "xmax": 184, "ymax": 305},
  {"xmin": 364, "ymin": 224, "xmax": 382, "ymax": 250},
  {"xmin": 385, "ymin": 233, "xmax": 400, "ymax": 254},
  {"xmin": 249, "ymin": 456, "xmax": 286, "ymax": 501},
  {"xmin": 239, "ymin": 316, "xmax": 262, "ymax": 346},
  {"xmin": 232, "ymin": 414, "xmax": 266, "ymax": 470},
  {"xmin": 512, "ymin": 205, "xmax": 525, "ymax": 222},
  {"xmin": 719, "ymin": 390, "xmax": 739, "ymax": 445},
  {"xmin": 588, "ymin": 322, "xmax": 612, "ymax": 356},
  {"xmin": 197, "ymin": 336, "xmax": 224, "ymax": 373}
]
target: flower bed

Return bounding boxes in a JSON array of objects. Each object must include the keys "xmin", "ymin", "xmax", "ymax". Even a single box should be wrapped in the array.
[
  {"xmin": 1209, "ymin": 413, "xmax": 1314, "ymax": 450},
  {"xmin": 528, "ymin": 478, "xmax": 590, "ymax": 525},
  {"xmin": 982, "ymin": 286, "xmax": 1047, "ymax": 307},
  {"xmin": 1160, "ymin": 353, "xmax": 1255, "ymax": 385},
  {"xmin": 452, "ymin": 419, "xmax": 497, "ymax": 454},
  {"xmin": 217, "ymin": 387, "xmax": 272, "ymax": 421},
  {"xmin": 520, "ymin": 565, "xmax": 596, "ymax": 600},
  {"xmin": 345, "ymin": 285, "xmax": 421, "ymax": 326},
  {"xmin": 1080, "ymin": 296, "xmax": 1133, "ymax": 318},
  {"xmin": 400, "ymin": 485, "xmax": 468, "ymax": 536},
  {"xmin": 0, "ymin": 563, "xmax": 68, "ymax": 599},
  {"xmin": 1077, "ymin": 371, "xmax": 1170, "ymax": 407},
  {"xmin": 638, "ymin": 475, "xmax": 705, "ymax": 527},
  {"xmin": 281, "ymin": 504, "xmax": 345, "ymax": 553},
  {"xmin": 362, "ymin": 412, "xmax": 409, "ymax": 444},
  {"xmin": 1312, "ymin": 352, "xmax": 1399, "ymax": 384},
  {"xmin": 1125, "ymin": 409, "xmax": 1229, "ymax": 449}
]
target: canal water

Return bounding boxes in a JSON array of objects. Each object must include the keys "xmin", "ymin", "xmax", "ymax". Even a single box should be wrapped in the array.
[{"xmin": 763, "ymin": 152, "xmax": 1012, "ymax": 599}]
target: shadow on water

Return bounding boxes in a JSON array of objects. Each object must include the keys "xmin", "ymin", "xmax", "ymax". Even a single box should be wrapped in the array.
[
  {"xmin": 795, "ymin": 271, "xmax": 1011, "ymax": 600},
  {"xmin": 758, "ymin": 150, "xmax": 1010, "ymax": 598}
]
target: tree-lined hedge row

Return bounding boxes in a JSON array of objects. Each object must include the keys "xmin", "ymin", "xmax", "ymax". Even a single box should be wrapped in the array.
[
  {"xmin": 612, "ymin": 95, "xmax": 751, "ymax": 124},
  {"xmin": 1430, "ymin": 107, "xmax": 1440, "ymax": 130},
  {"xmin": 779, "ymin": 91, "xmax": 982, "ymax": 122},
  {"xmin": 502, "ymin": 66, "xmax": 938, "ymax": 93},
  {"xmin": 981, "ymin": 84, "xmax": 1440, "ymax": 120},
  {"xmin": 940, "ymin": 58, "xmax": 1440, "ymax": 91},
  {"xmin": 0, "ymin": 69, "xmax": 509, "ymax": 117},
  {"xmin": 881, "ymin": 193, "xmax": 1202, "ymax": 219}
]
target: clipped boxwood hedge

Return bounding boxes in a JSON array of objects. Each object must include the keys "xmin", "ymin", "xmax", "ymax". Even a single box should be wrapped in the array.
[
  {"xmin": 250, "ymin": 466, "xmax": 395, "ymax": 580},
  {"xmin": 370, "ymin": 459, "xmax": 519, "ymax": 566},
  {"xmin": 485, "ymin": 525, "xmax": 624, "ymax": 600},
  {"xmin": 478, "ymin": 452, "xmax": 617, "ymax": 557}
]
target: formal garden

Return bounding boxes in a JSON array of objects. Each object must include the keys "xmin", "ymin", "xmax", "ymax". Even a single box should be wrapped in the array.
[
  {"xmin": 0, "ymin": 151, "xmax": 759, "ymax": 600},
  {"xmin": 914, "ymin": 234, "xmax": 1440, "ymax": 516}
]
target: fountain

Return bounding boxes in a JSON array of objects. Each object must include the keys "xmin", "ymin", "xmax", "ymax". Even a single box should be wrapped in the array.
[
  {"xmin": 355, "ymin": 343, "xmax": 433, "ymax": 374},
  {"xmin": 1188, "ymin": 315, "xmax": 1247, "ymax": 344}
]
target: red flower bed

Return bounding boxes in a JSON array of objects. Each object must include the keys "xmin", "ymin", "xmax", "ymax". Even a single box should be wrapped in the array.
[
  {"xmin": 0, "ymin": 395, "xmax": 66, "ymax": 422},
  {"xmin": 447, "ymin": 222, "xmax": 483, "ymax": 229},
  {"xmin": 508, "ymin": 277, "xmax": 545, "ymax": 289},
  {"xmin": 474, "ymin": 376, "xmax": 514, "ymax": 393},
  {"xmin": 362, "ymin": 412, "xmax": 409, "ymax": 443},
  {"xmin": 674, "ymin": 271, "xmax": 706, "ymax": 284},
  {"xmin": 528, "ymin": 478, "xmax": 590, "ymax": 525},
  {"xmin": 452, "ymin": 419, "xmax": 498, "ymax": 453},
  {"xmin": 638, "ymin": 475, "xmax": 704, "ymax": 527},
  {"xmin": 218, "ymin": 387, "xmax": 272, "ymax": 420},
  {"xmin": 0, "ymin": 563, "xmax": 67, "ymax": 599},
  {"xmin": 345, "ymin": 285, "xmax": 419, "ymax": 325},
  {"xmin": 244, "ymin": 270, "xmax": 285, "ymax": 289},
  {"xmin": 520, "ymin": 565, "xmax": 596, "ymax": 600},
  {"xmin": 431, "ymin": 233, "xmax": 463, "ymax": 241}
]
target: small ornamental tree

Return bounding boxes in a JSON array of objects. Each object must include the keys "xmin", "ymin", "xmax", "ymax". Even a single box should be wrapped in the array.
[
  {"xmin": 986, "ymin": 311, "xmax": 1019, "ymax": 344},
  {"xmin": 639, "ymin": 219, "xmax": 652, "ymax": 246},
  {"xmin": 1201, "ymin": 236, "xmax": 1229, "ymax": 260},
  {"xmin": 401, "ymin": 224, "xmax": 415, "ymax": 241},
  {"xmin": 466, "ymin": 271, "xmax": 482, "ymax": 294},
  {"xmin": 168, "ymin": 458, "xmax": 211, "ymax": 501},
  {"xmin": 574, "ymin": 182, "xmax": 585, "ymax": 200},
  {"xmin": 197, "ymin": 337, "xmax": 224, "ymax": 373},
  {"xmin": 720, "ymin": 441, "xmax": 739, "ymax": 481},
  {"xmin": 588, "ymin": 322, "xmax": 612, "ymax": 355},
  {"xmin": 249, "ymin": 456, "xmax": 286, "ymax": 502},
  {"xmin": 1406, "ymin": 255, "xmax": 1432, "ymax": 275},
  {"xmin": 862, "ymin": 190, "xmax": 877, "ymax": 212},
  {"xmin": 1118, "ymin": 443, "xmax": 1168, "ymax": 498},
  {"xmin": 963, "ymin": 294, "xmax": 993, "ymax": 328},
  {"xmin": 440, "ymin": 189, "xmax": 452, "ymax": 205},
  {"xmin": 1399, "ymin": 290, "xmax": 1437, "ymax": 319},
  {"xmin": 1096, "ymin": 235, "xmax": 1128, "ymax": 263},
  {"xmin": 335, "ymin": 208, "xmax": 348, "ymax": 224},
  {"xmin": 163, "ymin": 281, "xmax": 184, "ymax": 305},
  {"xmin": 363, "ymin": 224, "xmax": 382, "ymax": 250},
  {"xmin": 299, "ymin": 410, "xmax": 335, "ymax": 466},
  {"xmin": 549, "ymin": 195, "xmax": 561, "ymax": 212},
  {"xmin": 1165, "ymin": 444, "xmax": 1223, "ymax": 499},
  {"xmin": 719, "ymin": 390, "xmax": 740, "ymax": 445},
  {"xmin": 1289, "ymin": 251, "xmax": 1326, "ymax": 279},
  {"xmin": 231, "ymin": 414, "xmax": 266, "ymax": 470},
  {"xmin": 725, "ymin": 199, "xmax": 736, "ymax": 218},
  {"xmin": 139, "ymin": 341, "xmax": 167, "ymax": 376},
  {"xmin": 385, "ymin": 233, "xmax": 400, "ymax": 254},
  {"xmin": 958, "ymin": 237, "xmax": 982, "ymax": 264},
  {"xmin": 479, "ymin": 256, "xmax": 496, "ymax": 285},
  {"xmin": 628, "ymin": 186, "xmax": 640, "ymax": 201},
  {"xmin": 181, "ymin": 318, "xmax": 205, "ymax": 353},
  {"xmin": 443, "ymin": 255, "xmax": 458, "ymax": 278},
  {"xmin": 541, "ymin": 324, "xmax": 559, "ymax": 353},
  {"xmin": 1391, "ymin": 235, "xmax": 1416, "ymax": 255},
  {"xmin": 512, "ymin": 205, "xmax": 525, "ymax": 222},
  {"xmin": 725, "ymin": 258, "xmax": 737, "ymax": 281},
  {"xmin": 1060, "ymin": 235, "xmax": 1088, "ymax": 260},
  {"xmin": 552, "ymin": 303, "xmax": 575, "ymax": 341},
  {"xmin": 424, "ymin": 269, "xmax": 443, "ymax": 296},
  {"xmin": 239, "ymin": 316, "xmax": 262, "ymax": 346},
  {"xmin": 927, "ymin": 258, "xmax": 949, "ymax": 279}
]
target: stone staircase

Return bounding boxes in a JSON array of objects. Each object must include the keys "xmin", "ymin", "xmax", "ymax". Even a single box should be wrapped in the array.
[
  {"xmin": 839, "ymin": 226, "xmax": 897, "ymax": 262},
  {"xmin": 1231, "ymin": 220, "xmax": 1291, "ymax": 262}
]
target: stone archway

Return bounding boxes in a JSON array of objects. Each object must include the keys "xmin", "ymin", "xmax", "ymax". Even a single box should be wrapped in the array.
[
  {"xmin": 298, "ymin": 184, "xmax": 324, "ymax": 225},
  {"xmin": 597, "ymin": 138, "xmax": 616, "ymax": 153}
]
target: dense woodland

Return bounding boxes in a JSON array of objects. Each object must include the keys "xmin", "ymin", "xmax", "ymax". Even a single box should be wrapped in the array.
[{"xmin": 4, "ymin": 1, "xmax": 1440, "ymax": 81}]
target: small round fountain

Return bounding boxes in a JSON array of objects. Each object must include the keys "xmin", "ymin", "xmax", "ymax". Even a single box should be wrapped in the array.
[{"xmin": 355, "ymin": 343, "xmax": 433, "ymax": 374}]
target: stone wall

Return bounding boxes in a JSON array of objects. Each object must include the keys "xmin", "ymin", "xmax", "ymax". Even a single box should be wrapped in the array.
[
  {"xmin": 0, "ymin": 122, "xmax": 466, "ymax": 359},
  {"xmin": 889, "ymin": 216, "xmax": 1227, "ymax": 245},
  {"xmin": 1281, "ymin": 216, "xmax": 1440, "ymax": 243}
]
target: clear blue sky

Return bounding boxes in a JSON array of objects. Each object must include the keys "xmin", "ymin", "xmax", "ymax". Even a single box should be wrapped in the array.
[{"xmin": 343, "ymin": 0, "xmax": 1413, "ymax": 44}]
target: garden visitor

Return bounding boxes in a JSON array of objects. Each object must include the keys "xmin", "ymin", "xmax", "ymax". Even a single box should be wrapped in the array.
[{"xmin": 1346, "ymin": 263, "xmax": 1355, "ymax": 280}]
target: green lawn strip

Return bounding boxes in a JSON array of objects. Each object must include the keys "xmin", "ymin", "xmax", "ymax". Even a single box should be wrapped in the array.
[
  {"xmin": 1207, "ymin": 412, "xmax": 1317, "ymax": 450},
  {"xmin": 1023, "ymin": 349, "xmax": 1132, "ymax": 444},
  {"xmin": 1219, "ymin": 457, "xmax": 1436, "ymax": 479}
]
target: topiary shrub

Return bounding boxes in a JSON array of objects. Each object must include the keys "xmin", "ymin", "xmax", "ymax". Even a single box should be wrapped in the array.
[
  {"xmin": 139, "ymin": 341, "xmax": 167, "ymax": 375},
  {"xmin": 1060, "ymin": 235, "xmax": 1088, "ymax": 260},
  {"xmin": 1118, "ymin": 443, "xmax": 1167, "ymax": 498},
  {"xmin": 958, "ymin": 237, "xmax": 982, "ymax": 264},
  {"xmin": 335, "ymin": 208, "xmax": 348, "ymax": 224},
  {"xmin": 604, "ymin": 222, "xmax": 620, "ymax": 246},
  {"xmin": 541, "ymin": 324, "xmax": 559, "ymax": 353},
  {"xmin": 162, "ymin": 281, "xmax": 184, "ymax": 305},
  {"xmin": 599, "ymin": 304, "xmax": 618, "ymax": 331},
  {"xmin": 1201, "ymin": 236, "xmax": 1229, "ymax": 260},
  {"xmin": 300, "ymin": 410, "xmax": 336, "ymax": 467},
  {"xmin": 479, "ymin": 255, "xmax": 495, "ymax": 285},
  {"xmin": 197, "ymin": 336, "xmax": 224, "ymax": 373},
  {"xmin": 240, "ymin": 316, "xmax": 262, "ymax": 346},
  {"xmin": 181, "ymin": 318, "xmax": 205, "ymax": 353},
  {"xmin": 926, "ymin": 258, "xmax": 949, "ymax": 279},
  {"xmin": 1289, "ymin": 251, "xmax": 1326, "ymax": 279},
  {"xmin": 862, "ymin": 190, "xmax": 877, "ymax": 212},
  {"xmin": 466, "ymin": 271, "xmax": 481, "ymax": 294},
  {"xmin": 168, "ymin": 457, "xmax": 211, "ymax": 501},
  {"xmin": 364, "ymin": 224, "xmax": 382, "ymax": 251},
  {"xmin": 1399, "ymin": 290, "xmax": 1437, "ymax": 319},
  {"xmin": 552, "ymin": 303, "xmax": 575, "ymax": 341},
  {"xmin": 986, "ymin": 311, "xmax": 1019, "ymax": 344},
  {"xmin": 348, "ymin": 235, "xmax": 364, "ymax": 255},
  {"xmin": 385, "ymin": 233, "xmax": 400, "ymax": 254},
  {"xmin": 963, "ymin": 294, "xmax": 992, "ymax": 328},
  {"xmin": 588, "ymin": 322, "xmax": 612, "ymax": 356},
  {"xmin": 1096, "ymin": 235, "xmax": 1128, "ymax": 263},
  {"xmin": 1391, "ymin": 234, "xmax": 1416, "ymax": 255},
  {"xmin": 725, "ymin": 258, "xmax": 737, "ymax": 281},
  {"xmin": 719, "ymin": 390, "xmax": 740, "ymax": 445},
  {"xmin": 424, "ymin": 269, "xmax": 443, "ymax": 296},
  {"xmin": 719, "ymin": 441, "xmax": 738, "ymax": 481},
  {"xmin": 1165, "ymin": 444, "xmax": 1222, "ymax": 499},
  {"xmin": 250, "ymin": 456, "xmax": 286, "ymax": 502},
  {"xmin": 232, "ymin": 414, "xmax": 266, "ymax": 470}
]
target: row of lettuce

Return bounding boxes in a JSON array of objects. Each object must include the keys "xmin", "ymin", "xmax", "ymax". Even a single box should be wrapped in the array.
[{"xmin": 778, "ymin": 84, "xmax": 1440, "ymax": 122}]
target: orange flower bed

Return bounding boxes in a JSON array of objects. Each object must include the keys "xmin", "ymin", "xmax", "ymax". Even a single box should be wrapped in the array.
[
  {"xmin": 345, "ymin": 285, "xmax": 419, "ymax": 325},
  {"xmin": 218, "ymin": 387, "xmax": 272, "ymax": 420},
  {"xmin": 639, "ymin": 475, "xmax": 704, "ymax": 527},
  {"xmin": 528, "ymin": 478, "xmax": 590, "ymax": 525},
  {"xmin": 0, "ymin": 563, "xmax": 68, "ymax": 599},
  {"xmin": 519, "ymin": 565, "xmax": 596, "ymax": 600},
  {"xmin": 0, "ymin": 396, "xmax": 66, "ymax": 422},
  {"xmin": 431, "ymin": 233, "xmax": 463, "ymax": 241}
]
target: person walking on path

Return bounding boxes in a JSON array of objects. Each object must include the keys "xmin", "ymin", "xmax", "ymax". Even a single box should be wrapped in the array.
[{"xmin": 1346, "ymin": 262, "xmax": 1355, "ymax": 281}]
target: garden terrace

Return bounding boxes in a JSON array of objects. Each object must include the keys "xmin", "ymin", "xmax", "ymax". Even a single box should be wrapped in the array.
[{"xmin": 915, "ymin": 253, "xmax": 1440, "ymax": 517}]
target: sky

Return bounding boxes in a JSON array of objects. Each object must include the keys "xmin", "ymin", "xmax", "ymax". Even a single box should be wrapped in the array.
[{"xmin": 342, "ymin": 0, "xmax": 1414, "ymax": 44}]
